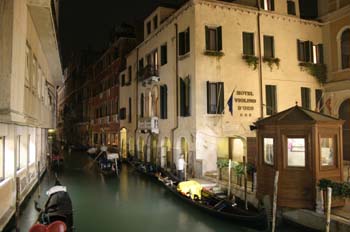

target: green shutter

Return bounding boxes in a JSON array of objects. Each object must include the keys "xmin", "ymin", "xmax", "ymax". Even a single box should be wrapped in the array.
[
  {"xmin": 205, "ymin": 26, "xmax": 210, "ymax": 51},
  {"xmin": 179, "ymin": 32, "xmax": 185, "ymax": 55},
  {"xmin": 217, "ymin": 26, "xmax": 222, "ymax": 51},
  {"xmin": 207, "ymin": 81, "xmax": 210, "ymax": 114},
  {"xmin": 164, "ymin": 85, "xmax": 168, "ymax": 119},
  {"xmin": 317, "ymin": 44, "xmax": 324, "ymax": 64},
  {"xmin": 186, "ymin": 28, "xmax": 190, "ymax": 54},
  {"xmin": 180, "ymin": 78, "xmax": 185, "ymax": 116},
  {"xmin": 218, "ymin": 82, "xmax": 224, "ymax": 114},
  {"xmin": 270, "ymin": 0, "xmax": 275, "ymax": 11}
]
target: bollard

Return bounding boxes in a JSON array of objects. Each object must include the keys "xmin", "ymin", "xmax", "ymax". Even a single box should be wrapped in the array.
[{"xmin": 325, "ymin": 187, "xmax": 332, "ymax": 232}]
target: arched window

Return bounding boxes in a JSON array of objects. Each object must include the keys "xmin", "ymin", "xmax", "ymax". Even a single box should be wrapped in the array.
[{"xmin": 341, "ymin": 28, "xmax": 350, "ymax": 69}]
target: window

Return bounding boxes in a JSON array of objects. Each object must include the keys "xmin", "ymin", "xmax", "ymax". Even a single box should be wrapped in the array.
[
  {"xmin": 315, "ymin": 89, "xmax": 323, "ymax": 113},
  {"xmin": 287, "ymin": 0, "xmax": 296, "ymax": 15},
  {"xmin": 206, "ymin": 81, "xmax": 224, "ymax": 114},
  {"xmin": 242, "ymin": 32, "xmax": 255, "ymax": 56},
  {"xmin": 320, "ymin": 137, "xmax": 335, "ymax": 167},
  {"xmin": 287, "ymin": 138, "xmax": 306, "ymax": 167},
  {"xmin": 16, "ymin": 136, "xmax": 21, "ymax": 170},
  {"xmin": 297, "ymin": 40, "xmax": 324, "ymax": 64},
  {"xmin": 153, "ymin": 15, "xmax": 158, "ymax": 30},
  {"xmin": 139, "ymin": 58, "xmax": 144, "ymax": 71},
  {"xmin": 140, "ymin": 93, "xmax": 144, "ymax": 118},
  {"xmin": 301, "ymin": 87, "xmax": 310, "ymax": 109},
  {"xmin": 261, "ymin": 0, "xmax": 275, "ymax": 11},
  {"xmin": 263, "ymin": 138, "xmax": 274, "ymax": 165},
  {"xmin": 160, "ymin": 85, "xmax": 168, "ymax": 119},
  {"xmin": 205, "ymin": 26, "xmax": 222, "ymax": 52},
  {"xmin": 263, "ymin": 35, "xmax": 275, "ymax": 58},
  {"xmin": 265, "ymin": 85, "xmax": 277, "ymax": 115},
  {"xmin": 180, "ymin": 76, "xmax": 191, "ymax": 117},
  {"xmin": 147, "ymin": 21, "xmax": 151, "ymax": 35},
  {"xmin": 128, "ymin": 98, "xmax": 132, "ymax": 123},
  {"xmin": 119, "ymin": 108, "xmax": 126, "ymax": 120},
  {"xmin": 341, "ymin": 29, "xmax": 350, "ymax": 69},
  {"xmin": 0, "ymin": 137, "xmax": 4, "ymax": 181},
  {"xmin": 25, "ymin": 44, "xmax": 30, "ymax": 87},
  {"xmin": 127, "ymin": 66, "xmax": 132, "ymax": 85},
  {"xmin": 161, "ymin": 44, "xmax": 167, "ymax": 66},
  {"xmin": 121, "ymin": 74, "xmax": 125, "ymax": 86},
  {"xmin": 179, "ymin": 28, "xmax": 190, "ymax": 56}
]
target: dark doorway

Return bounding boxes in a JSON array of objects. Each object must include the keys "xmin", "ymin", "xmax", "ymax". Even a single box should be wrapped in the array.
[{"xmin": 339, "ymin": 99, "xmax": 350, "ymax": 161}]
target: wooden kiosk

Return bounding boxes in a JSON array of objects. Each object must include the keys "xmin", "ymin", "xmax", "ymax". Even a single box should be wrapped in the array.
[{"xmin": 255, "ymin": 105, "xmax": 344, "ymax": 209}]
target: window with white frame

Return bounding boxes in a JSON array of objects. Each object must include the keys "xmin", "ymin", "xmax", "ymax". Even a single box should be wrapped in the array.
[
  {"xmin": 263, "ymin": 138, "xmax": 274, "ymax": 165},
  {"xmin": 287, "ymin": 138, "xmax": 306, "ymax": 167},
  {"xmin": 0, "ymin": 137, "xmax": 4, "ymax": 181}
]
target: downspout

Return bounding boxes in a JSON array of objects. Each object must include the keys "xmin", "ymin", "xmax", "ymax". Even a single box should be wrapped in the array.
[
  {"xmin": 171, "ymin": 23, "xmax": 179, "ymax": 169},
  {"xmin": 134, "ymin": 47, "xmax": 139, "ymax": 158},
  {"xmin": 257, "ymin": 1, "xmax": 264, "ymax": 119}
]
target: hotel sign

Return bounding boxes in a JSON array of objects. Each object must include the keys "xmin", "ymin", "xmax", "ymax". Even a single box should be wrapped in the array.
[{"xmin": 235, "ymin": 91, "xmax": 256, "ymax": 117}]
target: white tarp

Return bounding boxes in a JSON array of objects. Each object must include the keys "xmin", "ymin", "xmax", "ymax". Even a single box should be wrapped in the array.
[{"xmin": 46, "ymin": 186, "xmax": 67, "ymax": 196}]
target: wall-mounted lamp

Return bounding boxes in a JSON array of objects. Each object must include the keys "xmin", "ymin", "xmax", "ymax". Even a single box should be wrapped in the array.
[{"xmin": 249, "ymin": 125, "xmax": 257, "ymax": 131}]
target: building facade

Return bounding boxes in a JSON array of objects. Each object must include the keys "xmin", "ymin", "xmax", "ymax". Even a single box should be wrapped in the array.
[
  {"xmin": 120, "ymin": 0, "xmax": 324, "ymax": 177},
  {"xmin": 0, "ymin": 0, "xmax": 62, "ymax": 229},
  {"xmin": 319, "ymin": 0, "xmax": 350, "ymax": 164}
]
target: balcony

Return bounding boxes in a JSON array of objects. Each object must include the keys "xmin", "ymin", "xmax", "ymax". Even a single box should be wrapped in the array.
[
  {"xmin": 138, "ymin": 65, "xmax": 160, "ymax": 85},
  {"xmin": 138, "ymin": 117, "xmax": 159, "ymax": 134}
]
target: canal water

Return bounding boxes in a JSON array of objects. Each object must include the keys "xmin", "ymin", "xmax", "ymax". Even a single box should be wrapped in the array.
[{"xmin": 6, "ymin": 151, "xmax": 302, "ymax": 232}]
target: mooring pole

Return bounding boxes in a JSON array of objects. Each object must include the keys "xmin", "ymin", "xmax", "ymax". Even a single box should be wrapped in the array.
[
  {"xmin": 325, "ymin": 187, "xmax": 332, "ymax": 232},
  {"xmin": 228, "ymin": 159, "xmax": 232, "ymax": 198},
  {"xmin": 243, "ymin": 156, "xmax": 248, "ymax": 210},
  {"xmin": 272, "ymin": 171, "xmax": 279, "ymax": 232}
]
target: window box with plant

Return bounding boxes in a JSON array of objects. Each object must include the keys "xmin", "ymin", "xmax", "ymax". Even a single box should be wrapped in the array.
[
  {"xmin": 263, "ymin": 35, "xmax": 280, "ymax": 71},
  {"xmin": 318, "ymin": 178, "xmax": 348, "ymax": 208},
  {"xmin": 242, "ymin": 32, "xmax": 258, "ymax": 70}
]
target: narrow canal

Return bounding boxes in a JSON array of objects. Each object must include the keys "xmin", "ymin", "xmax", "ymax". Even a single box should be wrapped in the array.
[{"xmin": 6, "ymin": 151, "xmax": 302, "ymax": 232}]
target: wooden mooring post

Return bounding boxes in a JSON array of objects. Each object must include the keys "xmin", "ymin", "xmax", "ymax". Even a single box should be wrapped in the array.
[
  {"xmin": 227, "ymin": 159, "xmax": 232, "ymax": 198},
  {"xmin": 243, "ymin": 156, "xmax": 248, "ymax": 210},
  {"xmin": 325, "ymin": 187, "xmax": 332, "ymax": 232},
  {"xmin": 271, "ymin": 171, "xmax": 279, "ymax": 232}
]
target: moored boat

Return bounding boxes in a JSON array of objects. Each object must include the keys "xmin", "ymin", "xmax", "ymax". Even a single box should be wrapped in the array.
[
  {"xmin": 159, "ymin": 177, "xmax": 268, "ymax": 230},
  {"xmin": 29, "ymin": 179, "xmax": 74, "ymax": 232}
]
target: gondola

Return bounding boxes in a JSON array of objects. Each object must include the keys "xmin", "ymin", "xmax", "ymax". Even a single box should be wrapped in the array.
[
  {"xmin": 29, "ymin": 179, "xmax": 74, "ymax": 232},
  {"xmin": 159, "ymin": 177, "xmax": 268, "ymax": 231},
  {"xmin": 98, "ymin": 151, "xmax": 120, "ymax": 176}
]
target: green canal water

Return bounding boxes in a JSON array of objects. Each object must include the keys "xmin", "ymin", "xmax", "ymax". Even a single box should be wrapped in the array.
[{"xmin": 6, "ymin": 151, "xmax": 302, "ymax": 232}]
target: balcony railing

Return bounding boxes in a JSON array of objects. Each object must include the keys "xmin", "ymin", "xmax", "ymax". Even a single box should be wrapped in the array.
[
  {"xmin": 138, "ymin": 117, "xmax": 159, "ymax": 134},
  {"xmin": 138, "ymin": 65, "xmax": 159, "ymax": 83}
]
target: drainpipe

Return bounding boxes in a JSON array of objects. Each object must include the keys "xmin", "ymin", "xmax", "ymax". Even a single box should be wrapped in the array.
[
  {"xmin": 171, "ymin": 23, "xmax": 179, "ymax": 170},
  {"xmin": 134, "ymin": 48, "xmax": 139, "ymax": 159},
  {"xmin": 257, "ymin": 1, "xmax": 264, "ymax": 119}
]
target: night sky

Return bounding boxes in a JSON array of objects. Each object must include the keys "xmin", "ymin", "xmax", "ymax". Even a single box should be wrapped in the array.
[
  {"xmin": 59, "ymin": 0, "xmax": 317, "ymax": 67},
  {"xmin": 59, "ymin": 0, "xmax": 182, "ymax": 66}
]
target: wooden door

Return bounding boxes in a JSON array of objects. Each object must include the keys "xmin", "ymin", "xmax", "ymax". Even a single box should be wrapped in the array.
[{"xmin": 279, "ymin": 134, "xmax": 314, "ymax": 208}]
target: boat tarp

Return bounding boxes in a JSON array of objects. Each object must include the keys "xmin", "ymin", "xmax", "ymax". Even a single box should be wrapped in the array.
[{"xmin": 177, "ymin": 180, "xmax": 202, "ymax": 200}]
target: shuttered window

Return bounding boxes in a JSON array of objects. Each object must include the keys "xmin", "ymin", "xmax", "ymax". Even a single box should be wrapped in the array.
[
  {"xmin": 263, "ymin": 35, "xmax": 275, "ymax": 58},
  {"xmin": 315, "ymin": 89, "xmax": 323, "ymax": 113},
  {"xmin": 140, "ymin": 93, "xmax": 144, "ymax": 118},
  {"xmin": 205, "ymin": 26, "xmax": 222, "ymax": 52},
  {"xmin": 128, "ymin": 98, "xmax": 132, "ymax": 123},
  {"xmin": 161, "ymin": 44, "xmax": 167, "ymax": 66},
  {"xmin": 266, "ymin": 85, "xmax": 277, "ymax": 115},
  {"xmin": 261, "ymin": 0, "xmax": 275, "ymax": 11},
  {"xmin": 160, "ymin": 85, "xmax": 168, "ymax": 119},
  {"xmin": 207, "ymin": 81, "xmax": 224, "ymax": 114},
  {"xmin": 179, "ymin": 28, "xmax": 190, "ymax": 56},
  {"xmin": 242, "ymin": 32, "xmax": 255, "ymax": 56},
  {"xmin": 180, "ymin": 77, "xmax": 190, "ymax": 117},
  {"xmin": 287, "ymin": 1, "xmax": 296, "ymax": 15},
  {"xmin": 297, "ymin": 40, "xmax": 324, "ymax": 64},
  {"xmin": 301, "ymin": 87, "xmax": 311, "ymax": 109}
]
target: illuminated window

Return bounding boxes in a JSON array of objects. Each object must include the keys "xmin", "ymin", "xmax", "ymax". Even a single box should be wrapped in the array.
[
  {"xmin": 261, "ymin": 0, "xmax": 275, "ymax": 11},
  {"xmin": 287, "ymin": 138, "xmax": 305, "ymax": 167},
  {"xmin": 264, "ymin": 138, "xmax": 274, "ymax": 165},
  {"xmin": 0, "ymin": 137, "xmax": 4, "ymax": 181},
  {"xmin": 297, "ymin": 40, "xmax": 324, "ymax": 64},
  {"xmin": 320, "ymin": 137, "xmax": 335, "ymax": 166}
]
